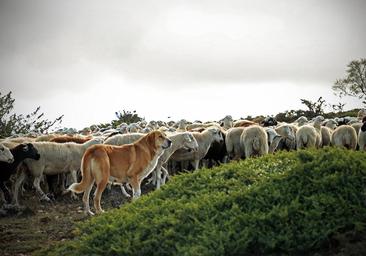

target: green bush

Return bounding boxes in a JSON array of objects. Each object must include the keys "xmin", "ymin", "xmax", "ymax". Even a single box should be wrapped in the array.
[{"xmin": 38, "ymin": 148, "xmax": 366, "ymax": 255}]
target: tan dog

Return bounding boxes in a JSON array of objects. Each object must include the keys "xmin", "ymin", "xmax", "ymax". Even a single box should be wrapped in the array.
[{"xmin": 68, "ymin": 131, "xmax": 172, "ymax": 215}]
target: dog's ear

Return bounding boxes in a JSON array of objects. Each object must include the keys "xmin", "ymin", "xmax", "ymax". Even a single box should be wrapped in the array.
[{"xmin": 147, "ymin": 131, "xmax": 158, "ymax": 148}]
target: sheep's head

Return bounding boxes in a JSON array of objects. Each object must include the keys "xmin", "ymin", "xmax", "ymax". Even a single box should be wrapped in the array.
[
  {"xmin": 325, "ymin": 119, "xmax": 338, "ymax": 130},
  {"xmin": 183, "ymin": 133, "xmax": 199, "ymax": 152},
  {"xmin": 313, "ymin": 115, "xmax": 325, "ymax": 124},
  {"xmin": 208, "ymin": 127, "xmax": 224, "ymax": 143},
  {"xmin": 0, "ymin": 144, "xmax": 14, "ymax": 163},
  {"xmin": 296, "ymin": 116, "xmax": 308, "ymax": 126}
]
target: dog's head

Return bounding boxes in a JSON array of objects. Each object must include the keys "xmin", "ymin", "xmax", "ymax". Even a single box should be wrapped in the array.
[{"xmin": 147, "ymin": 130, "xmax": 172, "ymax": 150}]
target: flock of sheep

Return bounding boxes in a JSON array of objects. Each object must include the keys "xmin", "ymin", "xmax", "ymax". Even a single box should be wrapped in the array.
[{"xmin": 0, "ymin": 109, "xmax": 365, "ymax": 212}]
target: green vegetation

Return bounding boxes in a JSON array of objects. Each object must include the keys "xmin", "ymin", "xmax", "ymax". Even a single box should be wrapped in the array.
[
  {"xmin": 38, "ymin": 148, "xmax": 366, "ymax": 255},
  {"xmin": 96, "ymin": 109, "xmax": 144, "ymax": 130},
  {"xmin": 333, "ymin": 58, "xmax": 366, "ymax": 105},
  {"xmin": 274, "ymin": 97, "xmax": 360, "ymax": 123},
  {"xmin": 0, "ymin": 91, "xmax": 63, "ymax": 138}
]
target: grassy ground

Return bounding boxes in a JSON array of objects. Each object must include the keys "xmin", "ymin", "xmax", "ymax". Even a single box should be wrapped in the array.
[
  {"xmin": 1, "ymin": 148, "xmax": 366, "ymax": 255},
  {"xmin": 35, "ymin": 148, "xmax": 366, "ymax": 255}
]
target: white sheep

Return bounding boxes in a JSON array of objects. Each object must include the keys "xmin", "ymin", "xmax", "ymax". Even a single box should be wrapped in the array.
[
  {"xmin": 296, "ymin": 116, "xmax": 324, "ymax": 149},
  {"xmin": 320, "ymin": 126, "xmax": 333, "ymax": 147},
  {"xmin": 103, "ymin": 133, "xmax": 144, "ymax": 145},
  {"xmin": 275, "ymin": 124, "xmax": 296, "ymax": 150},
  {"xmin": 351, "ymin": 122, "xmax": 362, "ymax": 135},
  {"xmin": 128, "ymin": 123, "xmax": 141, "ymax": 133},
  {"xmin": 222, "ymin": 115, "xmax": 233, "ymax": 130},
  {"xmin": 331, "ymin": 125, "xmax": 357, "ymax": 150},
  {"xmin": 240, "ymin": 125, "xmax": 268, "ymax": 158},
  {"xmin": 357, "ymin": 109, "xmax": 366, "ymax": 120},
  {"xmin": 3, "ymin": 136, "xmax": 35, "ymax": 144},
  {"xmin": 150, "ymin": 132, "xmax": 199, "ymax": 188},
  {"xmin": 324, "ymin": 119, "xmax": 338, "ymax": 130},
  {"xmin": 225, "ymin": 127, "xmax": 246, "ymax": 160},
  {"xmin": 176, "ymin": 119, "xmax": 188, "ymax": 132},
  {"xmin": 170, "ymin": 127, "xmax": 224, "ymax": 170},
  {"xmin": 294, "ymin": 116, "xmax": 308, "ymax": 127},
  {"xmin": 264, "ymin": 127, "xmax": 282, "ymax": 153},
  {"xmin": 13, "ymin": 137, "xmax": 103, "ymax": 205},
  {"xmin": 0, "ymin": 143, "xmax": 14, "ymax": 163}
]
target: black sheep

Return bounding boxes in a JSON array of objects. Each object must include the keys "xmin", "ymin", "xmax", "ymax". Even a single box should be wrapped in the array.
[{"xmin": 0, "ymin": 143, "xmax": 40, "ymax": 203}]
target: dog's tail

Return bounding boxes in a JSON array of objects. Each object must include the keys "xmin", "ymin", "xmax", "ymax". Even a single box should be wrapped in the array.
[{"xmin": 68, "ymin": 150, "xmax": 94, "ymax": 193}]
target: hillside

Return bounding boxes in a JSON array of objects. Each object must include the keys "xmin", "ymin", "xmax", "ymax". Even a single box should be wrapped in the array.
[{"xmin": 37, "ymin": 148, "xmax": 366, "ymax": 255}]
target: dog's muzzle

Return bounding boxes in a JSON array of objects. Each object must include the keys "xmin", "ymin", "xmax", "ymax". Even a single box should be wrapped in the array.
[
  {"xmin": 7, "ymin": 157, "xmax": 14, "ymax": 163},
  {"xmin": 163, "ymin": 139, "xmax": 172, "ymax": 149}
]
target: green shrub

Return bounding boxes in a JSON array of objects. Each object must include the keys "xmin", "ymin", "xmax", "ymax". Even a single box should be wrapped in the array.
[{"xmin": 38, "ymin": 148, "xmax": 366, "ymax": 255}]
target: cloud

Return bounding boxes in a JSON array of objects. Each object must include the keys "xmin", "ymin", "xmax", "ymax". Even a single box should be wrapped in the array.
[
  {"xmin": 1, "ymin": 0, "xmax": 365, "ymax": 89},
  {"xmin": 0, "ymin": 0, "xmax": 365, "ymax": 128}
]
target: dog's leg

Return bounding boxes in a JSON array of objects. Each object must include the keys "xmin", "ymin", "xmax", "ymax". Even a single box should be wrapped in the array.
[
  {"xmin": 93, "ymin": 179, "xmax": 108, "ymax": 214},
  {"xmin": 120, "ymin": 184, "xmax": 131, "ymax": 198},
  {"xmin": 130, "ymin": 177, "xmax": 141, "ymax": 199},
  {"xmin": 83, "ymin": 179, "xmax": 95, "ymax": 216}
]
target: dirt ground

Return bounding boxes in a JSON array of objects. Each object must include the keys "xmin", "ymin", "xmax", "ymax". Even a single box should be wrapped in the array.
[{"xmin": 0, "ymin": 182, "xmax": 151, "ymax": 256}]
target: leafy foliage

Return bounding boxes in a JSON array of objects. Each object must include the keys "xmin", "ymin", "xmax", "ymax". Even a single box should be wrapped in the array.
[
  {"xmin": 275, "ymin": 97, "xmax": 328, "ymax": 122},
  {"xmin": 333, "ymin": 58, "xmax": 366, "ymax": 104},
  {"xmin": 38, "ymin": 148, "xmax": 366, "ymax": 255},
  {"xmin": 95, "ymin": 110, "xmax": 144, "ymax": 129},
  {"xmin": 0, "ymin": 91, "xmax": 63, "ymax": 138},
  {"xmin": 111, "ymin": 110, "xmax": 144, "ymax": 127},
  {"xmin": 300, "ymin": 96, "xmax": 326, "ymax": 115},
  {"xmin": 274, "ymin": 96, "xmax": 360, "ymax": 123}
]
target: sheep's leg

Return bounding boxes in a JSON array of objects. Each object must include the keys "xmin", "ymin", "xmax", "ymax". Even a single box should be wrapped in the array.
[
  {"xmin": 192, "ymin": 160, "xmax": 200, "ymax": 170},
  {"xmin": 146, "ymin": 169, "xmax": 157, "ymax": 185},
  {"xmin": 155, "ymin": 165, "xmax": 162, "ymax": 189},
  {"xmin": 68, "ymin": 170, "xmax": 78, "ymax": 200},
  {"xmin": 0, "ymin": 182, "xmax": 11, "ymax": 203},
  {"xmin": 12, "ymin": 170, "xmax": 27, "ymax": 206},
  {"xmin": 33, "ymin": 176, "xmax": 51, "ymax": 202},
  {"xmin": 161, "ymin": 166, "xmax": 169, "ymax": 186},
  {"xmin": 153, "ymin": 162, "xmax": 164, "ymax": 189}
]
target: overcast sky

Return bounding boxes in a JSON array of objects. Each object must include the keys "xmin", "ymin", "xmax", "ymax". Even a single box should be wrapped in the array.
[{"xmin": 0, "ymin": 0, "xmax": 365, "ymax": 129}]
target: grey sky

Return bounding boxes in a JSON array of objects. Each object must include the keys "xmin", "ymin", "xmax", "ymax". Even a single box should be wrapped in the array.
[{"xmin": 0, "ymin": 0, "xmax": 365, "ymax": 129}]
